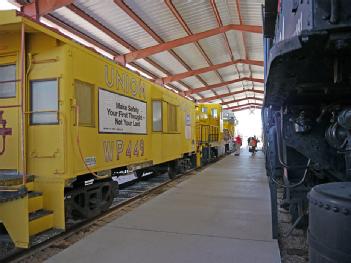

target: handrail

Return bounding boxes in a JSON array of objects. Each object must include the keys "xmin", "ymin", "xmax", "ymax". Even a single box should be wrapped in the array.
[
  {"xmin": 20, "ymin": 22, "xmax": 26, "ymax": 185},
  {"xmin": 0, "ymin": 105, "xmax": 21, "ymax": 109}
]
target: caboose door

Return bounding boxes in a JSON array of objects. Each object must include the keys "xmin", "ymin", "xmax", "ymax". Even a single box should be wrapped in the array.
[{"xmin": 27, "ymin": 78, "xmax": 65, "ymax": 177}]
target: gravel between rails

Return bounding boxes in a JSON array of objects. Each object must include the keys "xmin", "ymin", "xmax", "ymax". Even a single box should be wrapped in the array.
[{"xmin": 277, "ymin": 188, "xmax": 309, "ymax": 263}]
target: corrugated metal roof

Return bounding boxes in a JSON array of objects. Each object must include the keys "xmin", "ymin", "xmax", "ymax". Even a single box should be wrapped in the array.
[
  {"xmin": 173, "ymin": 44, "xmax": 211, "ymax": 70},
  {"xmin": 198, "ymin": 35, "xmax": 231, "ymax": 65},
  {"xmin": 245, "ymin": 32, "xmax": 264, "ymax": 60},
  {"xmin": 240, "ymin": 0, "xmax": 265, "ymax": 25},
  {"xmin": 52, "ymin": 7, "xmax": 130, "ymax": 54},
  {"xmin": 216, "ymin": 0, "xmax": 240, "ymax": 25},
  {"xmin": 74, "ymin": 0, "xmax": 157, "ymax": 49},
  {"xmin": 148, "ymin": 51, "xmax": 188, "ymax": 75},
  {"xmin": 125, "ymin": 0, "xmax": 187, "ymax": 41},
  {"xmin": 198, "ymin": 71, "xmax": 222, "ymax": 85},
  {"xmin": 20, "ymin": 0, "xmax": 265, "ymax": 107},
  {"xmin": 172, "ymin": 0, "xmax": 218, "ymax": 34},
  {"xmin": 181, "ymin": 76, "xmax": 205, "ymax": 88}
]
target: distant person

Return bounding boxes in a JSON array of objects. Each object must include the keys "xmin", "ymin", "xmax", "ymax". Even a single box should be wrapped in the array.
[
  {"xmin": 234, "ymin": 135, "xmax": 242, "ymax": 156},
  {"xmin": 247, "ymin": 136, "xmax": 252, "ymax": 146},
  {"xmin": 248, "ymin": 136, "xmax": 259, "ymax": 155}
]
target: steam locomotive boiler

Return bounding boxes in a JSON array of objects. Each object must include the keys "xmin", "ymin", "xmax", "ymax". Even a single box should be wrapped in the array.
[{"xmin": 263, "ymin": 0, "xmax": 351, "ymax": 232}]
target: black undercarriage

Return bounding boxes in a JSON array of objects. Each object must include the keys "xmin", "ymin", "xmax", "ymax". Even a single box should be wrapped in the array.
[
  {"xmin": 64, "ymin": 153, "xmax": 197, "ymax": 221},
  {"xmin": 263, "ymin": 0, "xmax": 351, "ymax": 233}
]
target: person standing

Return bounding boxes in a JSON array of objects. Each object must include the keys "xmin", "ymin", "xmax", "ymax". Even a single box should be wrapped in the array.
[
  {"xmin": 249, "ymin": 136, "xmax": 259, "ymax": 156},
  {"xmin": 234, "ymin": 135, "xmax": 242, "ymax": 156}
]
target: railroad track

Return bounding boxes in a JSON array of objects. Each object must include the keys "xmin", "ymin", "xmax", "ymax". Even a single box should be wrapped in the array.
[
  {"xmin": 276, "ymin": 188, "xmax": 309, "ymax": 263},
  {"xmin": 0, "ymin": 167, "xmax": 199, "ymax": 263}
]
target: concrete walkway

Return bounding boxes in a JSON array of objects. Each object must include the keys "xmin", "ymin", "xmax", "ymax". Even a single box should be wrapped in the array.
[{"xmin": 47, "ymin": 151, "xmax": 280, "ymax": 263}]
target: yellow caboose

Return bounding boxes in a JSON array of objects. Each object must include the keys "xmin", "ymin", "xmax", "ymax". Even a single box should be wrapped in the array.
[
  {"xmin": 0, "ymin": 11, "xmax": 197, "ymax": 248},
  {"xmin": 195, "ymin": 103, "xmax": 225, "ymax": 165}
]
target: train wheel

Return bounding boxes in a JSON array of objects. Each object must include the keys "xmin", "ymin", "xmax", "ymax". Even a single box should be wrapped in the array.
[
  {"xmin": 66, "ymin": 180, "xmax": 118, "ymax": 219},
  {"xmin": 168, "ymin": 163, "xmax": 176, "ymax": 179},
  {"xmin": 135, "ymin": 170, "xmax": 144, "ymax": 180},
  {"xmin": 289, "ymin": 201, "xmax": 308, "ymax": 229},
  {"xmin": 100, "ymin": 182, "xmax": 117, "ymax": 212}
]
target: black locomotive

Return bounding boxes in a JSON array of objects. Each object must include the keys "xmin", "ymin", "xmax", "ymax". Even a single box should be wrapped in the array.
[{"xmin": 262, "ymin": 0, "xmax": 351, "ymax": 236}]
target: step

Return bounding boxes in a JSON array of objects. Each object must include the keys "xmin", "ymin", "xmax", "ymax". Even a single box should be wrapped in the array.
[
  {"xmin": 0, "ymin": 171, "xmax": 34, "ymax": 187},
  {"xmin": 30, "ymin": 228, "xmax": 64, "ymax": 247},
  {"xmin": 29, "ymin": 210, "xmax": 54, "ymax": 236},
  {"xmin": 28, "ymin": 192, "xmax": 43, "ymax": 213},
  {"xmin": 0, "ymin": 185, "xmax": 27, "ymax": 203}
]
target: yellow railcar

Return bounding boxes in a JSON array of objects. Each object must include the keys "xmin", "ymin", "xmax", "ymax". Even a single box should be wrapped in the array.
[
  {"xmin": 195, "ymin": 103, "xmax": 226, "ymax": 164},
  {"xmin": 223, "ymin": 110, "xmax": 236, "ymax": 153},
  {"xmin": 0, "ymin": 11, "xmax": 197, "ymax": 248}
]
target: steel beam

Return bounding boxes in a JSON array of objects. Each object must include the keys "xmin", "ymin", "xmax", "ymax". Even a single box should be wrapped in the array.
[
  {"xmin": 164, "ymin": 0, "xmax": 227, "ymax": 101},
  {"xmin": 114, "ymin": 0, "xmax": 209, "ymax": 92},
  {"xmin": 114, "ymin": 23, "xmax": 262, "ymax": 64},
  {"xmin": 199, "ymin": 89, "xmax": 264, "ymax": 103},
  {"xmin": 210, "ymin": 0, "xmax": 243, "ymax": 94},
  {"xmin": 185, "ymin": 77, "xmax": 264, "ymax": 95},
  {"xmin": 44, "ymin": 15, "xmax": 184, "ymax": 95},
  {"xmin": 227, "ymin": 102, "xmax": 263, "ymax": 110},
  {"xmin": 221, "ymin": 97, "xmax": 263, "ymax": 105},
  {"xmin": 155, "ymin": 60, "xmax": 263, "ymax": 85},
  {"xmin": 232, "ymin": 105, "xmax": 262, "ymax": 112},
  {"xmin": 61, "ymin": 4, "xmax": 197, "ymax": 96},
  {"xmin": 235, "ymin": 0, "xmax": 254, "ymax": 89},
  {"xmin": 21, "ymin": 0, "xmax": 74, "ymax": 18}
]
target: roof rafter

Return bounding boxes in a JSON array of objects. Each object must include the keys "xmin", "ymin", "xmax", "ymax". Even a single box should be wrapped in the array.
[
  {"xmin": 199, "ymin": 89, "xmax": 264, "ymax": 103},
  {"xmin": 21, "ymin": 2, "xmax": 191, "ymax": 93},
  {"xmin": 210, "ymin": 0, "xmax": 245, "ymax": 95},
  {"xmin": 185, "ymin": 77, "xmax": 264, "ymax": 95},
  {"xmin": 164, "ymin": 0, "xmax": 229, "ymax": 101},
  {"xmin": 114, "ymin": 0, "xmax": 209, "ymax": 92},
  {"xmin": 155, "ymin": 59, "xmax": 263, "ymax": 85},
  {"xmin": 235, "ymin": 0, "xmax": 255, "ymax": 90},
  {"xmin": 221, "ymin": 97, "xmax": 263, "ymax": 105},
  {"xmin": 62, "ymin": 4, "xmax": 198, "ymax": 96},
  {"xmin": 43, "ymin": 14, "xmax": 183, "ymax": 95},
  {"xmin": 21, "ymin": 0, "xmax": 74, "ymax": 19},
  {"xmin": 231, "ymin": 105, "xmax": 262, "ymax": 112},
  {"xmin": 227, "ymin": 102, "xmax": 263, "ymax": 111},
  {"xmin": 114, "ymin": 23, "xmax": 262, "ymax": 65}
]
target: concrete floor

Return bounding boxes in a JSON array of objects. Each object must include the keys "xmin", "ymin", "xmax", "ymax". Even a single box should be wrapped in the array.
[{"xmin": 46, "ymin": 151, "xmax": 280, "ymax": 263}]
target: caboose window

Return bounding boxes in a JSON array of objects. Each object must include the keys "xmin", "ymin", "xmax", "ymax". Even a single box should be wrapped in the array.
[
  {"xmin": 167, "ymin": 103, "xmax": 177, "ymax": 132},
  {"xmin": 0, "ymin": 64, "xmax": 16, "ymax": 98},
  {"xmin": 31, "ymin": 80, "xmax": 58, "ymax": 124},
  {"xmin": 211, "ymin": 108, "xmax": 218, "ymax": 118},
  {"xmin": 152, "ymin": 100, "xmax": 162, "ymax": 132},
  {"xmin": 75, "ymin": 80, "xmax": 94, "ymax": 127},
  {"xmin": 201, "ymin": 107, "xmax": 208, "ymax": 113}
]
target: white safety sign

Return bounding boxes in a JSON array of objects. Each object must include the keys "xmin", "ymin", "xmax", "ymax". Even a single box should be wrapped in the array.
[{"xmin": 99, "ymin": 89, "xmax": 147, "ymax": 134}]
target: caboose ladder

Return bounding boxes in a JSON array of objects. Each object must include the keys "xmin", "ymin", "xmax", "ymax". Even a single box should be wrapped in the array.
[{"xmin": 0, "ymin": 175, "xmax": 55, "ymax": 248}]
